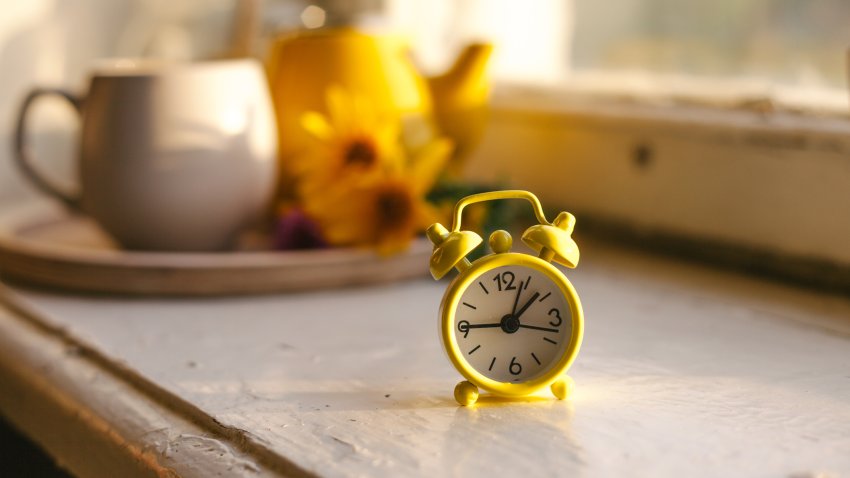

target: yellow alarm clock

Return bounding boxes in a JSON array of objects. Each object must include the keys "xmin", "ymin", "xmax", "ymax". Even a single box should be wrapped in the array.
[{"xmin": 426, "ymin": 190, "xmax": 584, "ymax": 406}]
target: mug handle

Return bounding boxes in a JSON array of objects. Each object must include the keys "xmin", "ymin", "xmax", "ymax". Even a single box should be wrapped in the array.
[{"xmin": 14, "ymin": 88, "xmax": 84, "ymax": 210}]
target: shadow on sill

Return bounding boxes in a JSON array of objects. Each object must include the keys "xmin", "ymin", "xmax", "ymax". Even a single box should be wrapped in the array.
[
  {"xmin": 577, "ymin": 214, "xmax": 850, "ymax": 296},
  {"xmin": 0, "ymin": 414, "xmax": 72, "ymax": 478}
]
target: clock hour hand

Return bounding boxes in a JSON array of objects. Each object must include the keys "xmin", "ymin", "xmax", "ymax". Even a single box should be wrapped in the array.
[
  {"xmin": 513, "ymin": 291, "xmax": 540, "ymax": 320},
  {"xmin": 518, "ymin": 323, "xmax": 559, "ymax": 333}
]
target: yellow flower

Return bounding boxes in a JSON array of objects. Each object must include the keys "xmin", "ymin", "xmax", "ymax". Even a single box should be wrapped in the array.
[
  {"xmin": 302, "ymin": 138, "xmax": 453, "ymax": 254},
  {"xmin": 296, "ymin": 86, "xmax": 402, "ymax": 196}
]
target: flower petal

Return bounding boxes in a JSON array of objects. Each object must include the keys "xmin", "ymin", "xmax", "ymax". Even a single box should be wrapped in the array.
[
  {"xmin": 410, "ymin": 137, "xmax": 454, "ymax": 194},
  {"xmin": 300, "ymin": 111, "xmax": 335, "ymax": 141},
  {"xmin": 327, "ymin": 85, "xmax": 355, "ymax": 136}
]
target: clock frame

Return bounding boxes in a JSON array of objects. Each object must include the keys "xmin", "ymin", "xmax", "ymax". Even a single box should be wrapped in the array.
[{"xmin": 440, "ymin": 252, "xmax": 584, "ymax": 399}]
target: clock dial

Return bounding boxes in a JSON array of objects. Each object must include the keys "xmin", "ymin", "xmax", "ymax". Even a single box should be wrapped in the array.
[{"xmin": 453, "ymin": 264, "xmax": 572, "ymax": 383}]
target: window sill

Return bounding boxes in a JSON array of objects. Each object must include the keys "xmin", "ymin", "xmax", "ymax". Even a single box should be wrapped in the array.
[
  {"xmin": 1, "ymin": 239, "xmax": 849, "ymax": 476},
  {"xmin": 463, "ymin": 83, "xmax": 850, "ymax": 291}
]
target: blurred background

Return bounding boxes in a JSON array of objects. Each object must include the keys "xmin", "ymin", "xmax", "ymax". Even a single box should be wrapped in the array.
[
  {"xmin": 2, "ymin": 0, "xmax": 849, "ymax": 280},
  {"xmin": 3, "ymin": 0, "xmax": 850, "ymax": 203}
]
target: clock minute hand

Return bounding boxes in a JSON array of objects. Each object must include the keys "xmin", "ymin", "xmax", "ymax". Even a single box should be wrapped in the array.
[
  {"xmin": 511, "ymin": 280, "xmax": 524, "ymax": 316},
  {"xmin": 513, "ymin": 291, "xmax": 540, "ymax": 320}
]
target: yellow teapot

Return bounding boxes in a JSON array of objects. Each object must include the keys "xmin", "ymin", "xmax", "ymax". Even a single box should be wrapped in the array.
[{"xmin": 265, "ymin": 27, "xmax": 492, "ymax": 191}]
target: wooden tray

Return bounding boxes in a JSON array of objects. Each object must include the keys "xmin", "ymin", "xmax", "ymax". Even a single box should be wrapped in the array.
[{"xmin": 0, "ymin": 202, "xmax": 431, "ymax": 296}]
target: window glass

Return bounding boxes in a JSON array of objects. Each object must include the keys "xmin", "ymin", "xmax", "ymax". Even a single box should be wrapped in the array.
[{"xmin": 386, "ymin": 0, "xmax": 848, "ymax": 109}]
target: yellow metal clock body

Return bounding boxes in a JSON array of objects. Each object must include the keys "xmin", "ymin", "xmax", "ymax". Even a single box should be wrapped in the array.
[
  {"xmin": 440, "ymin": 252, "xmax": 584, "ymax": 399},
  {"xmin": 426, "ymin": 190, "xmax": 585, "ymax": 406}
]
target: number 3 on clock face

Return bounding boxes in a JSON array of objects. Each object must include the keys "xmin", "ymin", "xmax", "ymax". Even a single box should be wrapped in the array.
[{"xmin": 446, "ymin": 258, "xmax": 578, "ymax": 388}]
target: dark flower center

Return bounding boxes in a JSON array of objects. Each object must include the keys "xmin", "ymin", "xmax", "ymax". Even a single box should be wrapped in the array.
[
  {"xmin": 375, "ymin": 187, "xmax": 413, "ymax": 230},
  {"xmin": 345, "ymin": 139, "xmax": 377, "ymax": 167}
]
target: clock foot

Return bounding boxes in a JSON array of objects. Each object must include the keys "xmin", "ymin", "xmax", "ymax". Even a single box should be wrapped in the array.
[
  {"xmin": 551, "ymin": 375, "xmax": 575, "ymax": 400},
  {"xmin": 454, "ymin": 381, "xmax": 479, "ymax": 406}
]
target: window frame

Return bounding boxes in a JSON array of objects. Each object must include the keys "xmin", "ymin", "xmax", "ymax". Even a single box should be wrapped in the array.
[{"xmin": 462, "ymin": 83, "xmax": 850, "ymax": 292}]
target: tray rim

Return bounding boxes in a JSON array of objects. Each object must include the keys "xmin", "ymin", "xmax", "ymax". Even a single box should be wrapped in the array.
[{"xmin": 0, "ymin": 201, "xmax": 432, "ymax": 295}]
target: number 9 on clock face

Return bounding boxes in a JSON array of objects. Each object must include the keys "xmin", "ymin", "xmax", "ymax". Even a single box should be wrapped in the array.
[{"xmin": 444, "ymin": 257, "xmax": 579, "ymax": 388}]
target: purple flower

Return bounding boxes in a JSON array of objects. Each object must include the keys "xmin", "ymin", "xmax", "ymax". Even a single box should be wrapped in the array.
[{"xmin": 273, "ymin": 208, "xmax": 328, "ymax": 250}]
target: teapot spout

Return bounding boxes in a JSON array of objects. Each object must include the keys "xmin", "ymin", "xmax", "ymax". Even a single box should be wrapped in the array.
[
  {"xmin": 429, "ymin": 42, "xmax": 493, "ymax": 110},
  {"xmin": 427, "ymin": 43, "xmax": 493, "ymax": 172}
]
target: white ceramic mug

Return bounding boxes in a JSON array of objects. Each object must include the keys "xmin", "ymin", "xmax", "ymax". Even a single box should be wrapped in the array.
[{"xmin": 14, "ymin": 58, "xmax": 278, "ymax": 251}]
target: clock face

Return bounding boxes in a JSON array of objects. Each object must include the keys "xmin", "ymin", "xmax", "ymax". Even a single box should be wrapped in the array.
[{"xmin": 452, "ymin": 264, "xmax": 572, "ymax": 383}]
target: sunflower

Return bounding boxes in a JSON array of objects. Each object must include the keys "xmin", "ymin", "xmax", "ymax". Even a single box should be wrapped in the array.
[
  {"xmin": 301, "ymin": 137, "xmax": 453, "ymax": 254},
  {"xmin": 295, "ymin": 86, "xmax": 403, "ymax": 197}
]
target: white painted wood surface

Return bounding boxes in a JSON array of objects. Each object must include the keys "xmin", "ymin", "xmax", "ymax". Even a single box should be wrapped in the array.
[
  {"xmin": 0, "ymin": 305, "xmax": 285, "ymax": 478},
  {"xmin": 471, "ymin": 90, "xmax": 850, "ymax": 267},
  {"xmin": 2, "ymin": 241, "xmax": 850, "ymax": 477}
]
